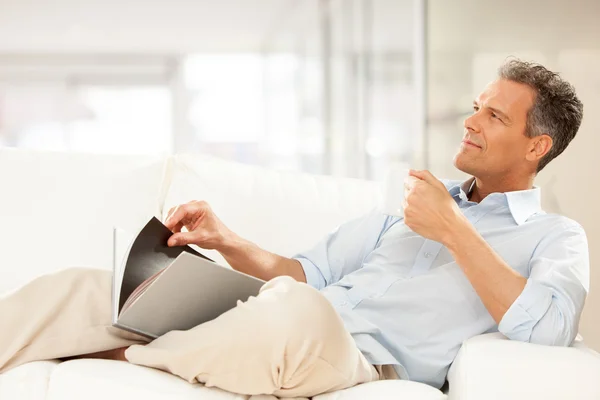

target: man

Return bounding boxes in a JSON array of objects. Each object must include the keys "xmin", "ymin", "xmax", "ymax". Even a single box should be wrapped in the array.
[{"xmin": 0, "ymin": 59, "xmax": 588, "ymax": 397}]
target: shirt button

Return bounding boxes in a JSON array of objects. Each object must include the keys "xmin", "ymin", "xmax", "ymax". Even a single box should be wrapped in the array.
[{"xmin": 424, "ymin": 252, "xmax": 432, "ymax": 258}]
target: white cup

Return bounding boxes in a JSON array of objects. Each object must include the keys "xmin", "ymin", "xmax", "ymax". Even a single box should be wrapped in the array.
[{"xmin": 381, "ymin": 163, "xmax": 410, "ymax": 217}]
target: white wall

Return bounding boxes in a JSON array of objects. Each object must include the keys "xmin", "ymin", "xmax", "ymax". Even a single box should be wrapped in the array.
[
  {"xmin": 428, "ymin": 0, "xmax": 600, "ymax": 351},
  {"xmin": 548, "ymin": 51, "xmax": 600, "ymax": 350}
]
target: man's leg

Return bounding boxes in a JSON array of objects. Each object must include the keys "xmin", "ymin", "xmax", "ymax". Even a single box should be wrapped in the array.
[
  {"xmin": 1, "ymin": 269, "xmax": 379, "ymax": 397},
  {"xmin": 126, "ymin": 276, "xmax": 379, "ymax": 398},
  {"xmin": 0, "ymin": 268, "xmax": 147, "ymax": 372}
]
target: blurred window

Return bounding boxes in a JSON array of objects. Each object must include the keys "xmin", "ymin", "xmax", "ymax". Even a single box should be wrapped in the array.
[
  {"xmin": 185, "ymin": 55, "xmax": 264, "ymax": 144},
  {"xmin": 0, "ymin": 57, "xmax": 172, "ymax": 155}
]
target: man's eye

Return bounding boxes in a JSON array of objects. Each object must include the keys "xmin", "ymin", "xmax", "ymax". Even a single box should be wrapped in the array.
[
  {"xmin": 491, "ymin": 112, "xmax": 498, "ymax": 119},
  {"xmin": 473, "ymin": 106, "xmax": 479, "ymax": 112}
]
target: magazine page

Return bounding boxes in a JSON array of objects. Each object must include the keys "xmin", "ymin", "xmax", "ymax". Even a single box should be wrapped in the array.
[
  {"xmin": 114, "ymin": 217, "xmax": 212, "ymax": 315},
  {"xmin": 116, "ymin": 251, "xmax": 264, "ymax": 339},
  {"xmin": 112, "ymin": 226, "xmax": 136, "ymax": 323}
]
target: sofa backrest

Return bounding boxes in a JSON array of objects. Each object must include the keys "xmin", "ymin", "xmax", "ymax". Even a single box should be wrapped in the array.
[
  {"xmin": 0, "ymin": 149, "xmax": 382, "ymax": 294},
  {"xmin": 161, "ymin": 154, "xmax": 382, "ymax": 265},
  {"xmin": 0, "ymin": 148, "xmax": 167, "ymax": 295}
]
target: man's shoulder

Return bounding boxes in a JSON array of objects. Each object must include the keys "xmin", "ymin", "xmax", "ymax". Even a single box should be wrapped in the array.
[{"xmin": 527, "ymin": 211, "xmax": 585, "ymax": 233}]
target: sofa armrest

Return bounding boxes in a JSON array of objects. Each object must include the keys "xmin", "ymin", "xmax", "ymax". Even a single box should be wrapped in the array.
[{"xmin": 447, "ymin": 333, "xmax": 600, "ymax": 400}]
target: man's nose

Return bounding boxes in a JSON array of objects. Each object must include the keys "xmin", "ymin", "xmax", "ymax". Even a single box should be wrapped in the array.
[{"xmin": 463, "ymin": 112, "xmax": 481, "ymax": 133}]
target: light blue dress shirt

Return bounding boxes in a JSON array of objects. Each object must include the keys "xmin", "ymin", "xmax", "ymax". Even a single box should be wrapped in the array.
[{"xmin": 294, "ymin": 178, "xmax": 589, "ymax": 388}]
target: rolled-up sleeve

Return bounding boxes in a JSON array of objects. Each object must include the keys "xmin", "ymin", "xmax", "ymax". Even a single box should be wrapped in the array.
[
  {"xmin": 499, "ymin": 222, "xmax": 589, "ymax": 346},
  {"xmin": 294, "ymin": 209, "xmax": 390, "ymax": 290}
]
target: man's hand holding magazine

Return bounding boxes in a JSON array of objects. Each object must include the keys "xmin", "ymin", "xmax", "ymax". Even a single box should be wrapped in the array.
[{"xmin": 164, "ymin": 200, "xmax": 306, "ymax": 283}]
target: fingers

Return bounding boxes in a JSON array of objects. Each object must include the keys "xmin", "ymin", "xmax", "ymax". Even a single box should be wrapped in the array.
[
  {"xmin": 164, "ymin": 200, "xmax": 206, "ymax": 230},
  {"xmin": 408, "ymin": 169, "xmax": 445, "ymax": 189},
  {"xmin": 168, "ymin": 231, "xmax": 199, "ymax": 247},
  {"xmin": 164, "ymin": 201, "xmax": 214, "ymax": 247},
  {"xmin": 164, "ymin": 205, "xmax": 186, "ymax": 232},
  {"xmin": 166, "ymin": 206, "xmax": 177, "ymax": 222},
  {"xmin": 165, "ymin": 206, "xmax": 182, "ymax": 233},
  {"xmin": 403, "ymin": 176, "xmax": 417, "ymax": 205},
  {"xmin": 408, "ymin": 169, "xmax": 432, "ymax": 182},
  {"xmin": 404, "ymin": 175, "xmax": 420, "ymax": 190}
]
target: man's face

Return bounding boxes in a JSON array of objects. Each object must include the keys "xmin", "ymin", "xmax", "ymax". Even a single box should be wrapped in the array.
[{"xmin": 454, "ymin": 79, "xmax": 536, "ymax": 178}]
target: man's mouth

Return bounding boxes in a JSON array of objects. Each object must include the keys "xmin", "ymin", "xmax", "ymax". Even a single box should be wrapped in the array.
[{"xmin": 462, "ymin": 139, "xmax": 482, "ymax": 149}]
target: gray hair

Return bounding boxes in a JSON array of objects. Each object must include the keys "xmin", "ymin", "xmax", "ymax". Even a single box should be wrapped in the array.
[{"xmin": 498, "ymin": 59, "xmax": 583, "ymax": 172}]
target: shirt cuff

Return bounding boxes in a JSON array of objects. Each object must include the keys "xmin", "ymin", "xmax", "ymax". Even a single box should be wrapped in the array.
[
  {"xmin": 294, "ymin": 256, "xmax": 327, "ymax": 290},
  {"xmin": 498, "ymin": 279, "xmax": 553, "ymax": 342}
]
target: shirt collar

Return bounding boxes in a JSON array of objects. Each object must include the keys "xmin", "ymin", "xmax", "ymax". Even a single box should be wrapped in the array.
[
  {"xmin": 448, "ymin": 179, "xmax": 473, "ymax": 202},
  {"xmin": 449, "ymin": 177, "xmax": 542, "ymax": 225}
]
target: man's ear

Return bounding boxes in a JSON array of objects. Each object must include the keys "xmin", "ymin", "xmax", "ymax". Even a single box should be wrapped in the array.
[{"xmin": 526, "ymin": 134, "xmax": 553, "ymax": 162}]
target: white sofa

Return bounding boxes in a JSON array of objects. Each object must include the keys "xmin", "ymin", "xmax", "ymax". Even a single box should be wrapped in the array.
[{"xmin": 0, "ymin": 148, "xmax": 599, "ymax": 400}]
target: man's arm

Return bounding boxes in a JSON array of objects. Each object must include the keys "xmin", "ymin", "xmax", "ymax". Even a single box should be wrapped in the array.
[
  {"xmin": 216, "ymin": 234, "xmax": 306, "ymax": 282},
  {"xmin": 164, "ymin": 200, "xmax": 306, "ymax": 282},
  {"xmin": 402, "ymin": 170, "xmax": 527, "ymax": 321},
  {"xmin": 404, "ymin": 170, "xmax": 589, "ymax": 345},
  {"xmin": 495, "ymin": 224, "xmax": 588, "ymax": 345},
  {"xmin": 292, "ymin": 209, "xmax": 389, "ymax": 289},
  {"xmin": 443, "ymin": 218, "xmax": 588, "ymax": 346},
  {"xmin": 164, "ymin": 200, "xmax": 388, "ymax": 289},
  {"xmin": 443, "ymin": 220, "xmax": 526, "ymax": 323}
]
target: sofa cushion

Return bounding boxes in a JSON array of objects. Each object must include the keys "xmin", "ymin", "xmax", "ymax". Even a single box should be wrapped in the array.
[
  {"xmin": 0, "ymin": 148, "xmax": 167, "ymax": 295},
  {"xmin": 447, "ymin": 333, "xmax": 600, "ymax": 400},
  {"xmin": 161, "ymin": 154, "xmax": 381, "ymax": 265},
  {"xmin": 45, "ymin": 359, "xmax": 249, "ymax": 400},
  {"xmin": 0, "ymin": 360, "xmax": 60, "ymax": 400},
  {"xmin": 314, "ymin": 380, "xmax": 446, "ymax": 400},
  {"xmin": 35, "ymin": 359, "xmax": 445, "ymax": 400}
]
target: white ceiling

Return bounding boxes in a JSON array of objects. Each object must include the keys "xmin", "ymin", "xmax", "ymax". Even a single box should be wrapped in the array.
[
  {"xmin": 0, "ymin": 0, "xmax": 417, "ymax": 55},
  {"xmin": 0, "ymin": 0, "xmax": 598, "ymax": 55},
  {"xmin": 0, "ymin": 0, "xmax": 295, "ymax": 53}
]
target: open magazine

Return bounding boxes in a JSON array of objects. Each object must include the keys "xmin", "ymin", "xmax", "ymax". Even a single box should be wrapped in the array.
[{"xmin": 112, "ymin": 217, "xmax": 265, "ymax": 339}]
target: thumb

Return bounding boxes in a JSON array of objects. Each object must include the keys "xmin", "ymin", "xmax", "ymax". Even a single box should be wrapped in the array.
[
  {"xmin": 168, "ymin": 231, "xmax": 197, "ymax": 247},
  {"xmin": 409, "ymin": 169, "xmax": 445, "ymax": 189}
]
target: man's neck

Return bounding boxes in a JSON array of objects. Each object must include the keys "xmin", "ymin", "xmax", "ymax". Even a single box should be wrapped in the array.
[{"xmin": 469, "ymin": 174, "xmax": 535, "ymax": 203}]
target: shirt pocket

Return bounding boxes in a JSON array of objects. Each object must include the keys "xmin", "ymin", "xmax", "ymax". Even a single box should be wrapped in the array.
[
  {"xmin": 348, "ymin": 276, "xmax": 406, "ymax": 307},
  {"xmin": 337, "ymin": 264, "xmax": 407, "ymax": 307}
]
